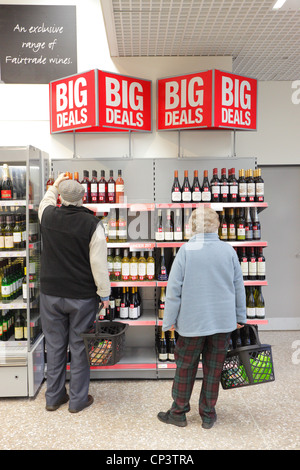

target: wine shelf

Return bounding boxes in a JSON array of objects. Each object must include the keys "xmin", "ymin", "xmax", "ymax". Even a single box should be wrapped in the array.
[{"xmin": 108, "ymin": 240, "xmax": 268, "ymax": 249}]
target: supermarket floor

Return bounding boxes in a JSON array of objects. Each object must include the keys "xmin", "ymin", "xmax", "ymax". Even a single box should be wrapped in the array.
[{"xmin": 1, "ymin": 331, "xmax": 299, "ymax": 451}]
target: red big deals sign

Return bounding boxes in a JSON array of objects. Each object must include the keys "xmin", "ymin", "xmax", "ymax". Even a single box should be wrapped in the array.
[
  {"xmin": 157, "ymin": 70, "xmax": 213, "ymax": 130},
  {"xmin": 50, "ymin": 69, "xmax": 152, "ymax": 133},
  {"xmin": 157, "ymin": 69, "xmax": 257, "ymax": 131},
  {"xmin": 98, "ymin": 71, "xmax": 152, "ymax": 132},
  {"xmin": 213, "ymin": 70, "xmax": 257, "ymax": 130},
  {"xmin": 50, "ymin": 70, "xmax": 97, "ymax": 133}
]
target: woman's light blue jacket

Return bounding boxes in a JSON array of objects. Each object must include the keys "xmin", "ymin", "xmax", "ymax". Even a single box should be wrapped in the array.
[{"xmin": 162, "ymin": 233, "xmax": 247, "ymax": 336}]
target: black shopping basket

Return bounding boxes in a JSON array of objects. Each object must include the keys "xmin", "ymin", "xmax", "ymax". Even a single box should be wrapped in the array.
[
  {"xmin": 81, "ymin": 314, "xmax": 128, "ymax": 367},
  {"xmin": 221, "ymin": 324, "xmax": 275, "ymax": 390}
]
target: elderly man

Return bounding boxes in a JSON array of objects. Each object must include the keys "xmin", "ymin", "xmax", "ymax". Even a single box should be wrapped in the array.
[
  {"xmin": 38, "ymin": 173, "xmax": 110, "ymax": 413},
  {"xmin": 157, "ymin": 206, "xmax": 246, "ymax": 429}
]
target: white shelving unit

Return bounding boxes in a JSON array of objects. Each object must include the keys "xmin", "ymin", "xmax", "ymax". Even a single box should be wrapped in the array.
[{"xmin": 53, "ymin": 156, "xmax": 268, "ymax": 379}]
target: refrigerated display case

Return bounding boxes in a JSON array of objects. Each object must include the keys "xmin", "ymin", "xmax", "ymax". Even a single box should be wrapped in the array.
[
  {"xmin": 52, "ymin": 156, "xmax": 268, "ymax": 380},
  {"xmin": 0, "ymin": 146, "xmax": 49, "ymax": 397}
]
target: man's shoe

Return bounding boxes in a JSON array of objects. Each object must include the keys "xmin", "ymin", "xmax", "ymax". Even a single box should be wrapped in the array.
[
  {"xmin": 202, "ymin": 416, "xmax": 217, "ymax": 429},
  {"xmin": 46, "ymin": 394, "xmax": 69, "ymax": 411},
  {"xmin": 69, "ymin": 394, "xmax": 94, "ymax": 413},
  {"xmin": 157, "ymin": 410, "xmax": 187, "ymax": 427}
]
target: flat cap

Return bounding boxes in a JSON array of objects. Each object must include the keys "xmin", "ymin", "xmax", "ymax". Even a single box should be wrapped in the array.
[{"xmin": 58, "ymin": 179, "xmax": 85, "ymax": 204}]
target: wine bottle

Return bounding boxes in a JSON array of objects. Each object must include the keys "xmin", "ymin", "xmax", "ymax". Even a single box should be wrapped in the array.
[
  {"xmin": 107, "ymin": 291, "xmax": 116, "ymax": 321},
  {"xmin": 210, "ymin": 168, "xmax": 220, "ymax": 202},
  {"xmin": 158, "ymin": 329, "xmax": 168, "ymax": 361},
  {"xmin": 74, "ymin": 171, "xmax": 79, "ymax": 182},
  {"xmin": 236, "ymin": 208, "xmax": 246, "ymax": 241},
  {"xmin": 255, "ymin": 168, "xmax": 264, "ymax": 202},
  {"xmin": 245, "ymin": 207, "xmax": 253, "ymax": 241},
  {"xmin": 218, "ymin": 210, "xmax": 228, "ymax": 240},
  {"xmin": 155, "ymin": 209, "xmax": 164, "ymax": 241},
  {"xmin": 14, "ymin": 311, "xmax": 24, "ymax": 341},
  {"xmin": 98, "ymin": 170, "xmax": 107, "ymax": 203},
  {"xmin": 1, "ymin": 164, "xmax": 13, "ymax": 199},
  {"xmin": 255, "ymin": 286, "xmax": 265, "ymax": 319},
  {"xmin": 1, "ymin": 268, "xmax": 10, "ymax": 304},
  {"xmin": 181, "ymin": 170, "xmax": 192, "ymax": 202},
  {"xmin": 248, "ymin": 248, "xmax": 257, "ymax": 280},
  {"xmin": 246, "ymin": 287, "xmax": 256, "ymax": 319},
  {"xmin": 257, "ymin": 247, "xmax": 266, "ymax": 280},
  {"xmin": 121, "ymin": 249, "xmax": 130, "ymax": 281},
  {"xmin": 164, "ymin": 209, "xmax": 174, "ymax": 241},
  {"xmin": 227, "ymin": 209, "xmax": 236, "ymax": 241},
  {"xmin": 138, "ymin": 251, "xmax": 147, "ymax": 281},
  {"xmin": 168, "ymin": 330, "xmax": 176, "ymax": 361},
  {"xmin": 191, "ymin": 170, "xmax": 201, "ymax": 202},
  {"xmin": 46, "ymin": 171, "xmax": 55, "ymax": 191},
  {"xmin": 247, "ymin": 169, "xmax": 255, "ymax": 202},
  {"xmin": 129, "ymin": 287, "xmax": 138, "ymax": 319},
  {"xmin": 107, "ymin": 170, "xmax": 116, "ymax": 203},
  {"xmin": 91, "ymin": 170, "xmax": 98, "ymax": 203},
  {"xmin": 174, "ymin": 208, "xmax": 182, "ymax": 241},
  {"xmin": 13, "ymin": 215, "xmax": 23, "ymax": 251},
  {"xmin": 229, "ymin": 168, "xmax": 238, "ymax": 202},
  {"xmin": 120, "ymin": 287, "xmax": 129, "ymax": 319},
  {"xmin": 238, "ymin": 169, "xmax": 247, "ymax": 202},
  {"xmin": 183, "ymin": 208, "xmax": 192, "ymax": 240},
  {"xmin": 171, "ymin": 170, "xmax": 181, "ymax": 202},
  {"xmin": 81, "ymin": 170, "xmax": 91, "ymax": 203},
  {"xmin": 220, "ymin": 168, "xmax": 229, "ymax": 202},
  {"xmin": 252, "ymin": 207, "xmax": 261, "ymax": 240},
  {"xmin": 158, "ymin": 286, "xmax": 165, "ymax": 319},
  {"xmin": 129, "ymin": 251, "xmax": 138, "ymax": 281},
  {"xmin": 146, "ymin": 251, "xmax": 155, "ymax": 280},
  {"xmin": 118, "ymin": 209, "xmax": 127, "ymax": 242},
  {"xmin": 157, "ymin": 247, "xmax": 168, "ymax": 281},
  {"xmin": 239, "ymin": 247, "xmax": 248, "ymax": 280},
  {"xmin": 4, "ymin": 215, "xmax": 14, "ymax": 251},
  {"xmin": 113, "ymin": 249, "xmax": 122, "ymax": 281},
  {"xmin": 115, "ymin": 287, "xmax": 122, "ymax": 317},
  {"xmin": 0, "ymin": 215, "xmax": 5, "ymax": 250},
  {"xmin": 108, "ymin": 211, "xmax": 117, "ymax": 242},
  {"xmin": 201, "ymin": 170, "xmax": 211, "ymax": 202},
  {"xmin": 115, "ymin": 169, "xmax": 124, "ymax": 203},
  {"xmin": 107, "ymin": 248, "xmax": 114, "ymax": 280}
]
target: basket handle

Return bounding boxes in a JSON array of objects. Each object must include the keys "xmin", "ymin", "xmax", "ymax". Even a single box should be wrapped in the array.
[{"xmin": 96, "ymin": 302, "xmax": 105, "ymax": 334}]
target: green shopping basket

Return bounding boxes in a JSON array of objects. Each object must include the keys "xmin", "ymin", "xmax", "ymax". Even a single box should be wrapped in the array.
[{"xmin": 221, "ymin": 324, "xmax": 275, "ymax": 389}]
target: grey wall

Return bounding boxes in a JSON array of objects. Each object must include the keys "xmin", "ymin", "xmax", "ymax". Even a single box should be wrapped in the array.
[{"xmin": 259, "ymin": 166, "xmax": 300, "ymax": 330}]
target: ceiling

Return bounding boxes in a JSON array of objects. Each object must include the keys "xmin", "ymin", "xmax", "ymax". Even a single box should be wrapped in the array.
[{"xmin": 100, "ymin": 0, "xmax": 300, "ymax": 80}]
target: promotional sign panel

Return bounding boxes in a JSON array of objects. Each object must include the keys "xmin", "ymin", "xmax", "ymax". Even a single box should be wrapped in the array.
[
  {"xmin": 98, "ymin": 71, "xmax": 152, "ymax": 132},
  {"xmin": 157, "ymin": 70, "xmax": 213, "ymax": 130},
  {"xmin": 50, "ymin": 69, "xmax": 97, "ymax": 133},
  {"xmin": 213, "ymin": 70, "xmax": 257, "ymax": 130}
]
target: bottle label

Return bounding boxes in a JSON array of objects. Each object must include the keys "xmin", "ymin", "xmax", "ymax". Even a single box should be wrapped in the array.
[
  {"xmin": 174, "ymin": 230, "xmax": 182, "ymax": 240},
  {"xmin": 121, "ymin": 263, "xmax": 130, "ymax": 280},
  {"xmin": 240, "ymin": 261, "xmax": 248, "ymax": 275},
  {"xmin": 138, "ymin": 264, "xmax": 146, "ymax": 277},
  {"xmin": 192, "ymin": 190, "xmax": 201, "ymax": 202},
  {"xmin": 230, "ymin": 185, "xmax": 238, "ymax": 194},
  {"xmin": 257, "ymin": 261, "xmax": 265, "ymax": 275},
  {"xmin": 247, "ymin": 183, "xmax": 255, "ymax": 196},
  {"xmin": 116, "ymin": 184, "xmax": 124, "ymax": 193},
  {"xmin": 1, "ymin": 190, "xmax": 12, "ymax": 199},
  {"xmin": 172, "ymin": 191, "xmax": 181, "ymax": 202},
  {"xmin": 239, "ymin": 183, "xmax": 247, "ymax": 196},
  {"xmin": 159, "ymin": 352, "xmax": 168, "ymax": 361},
  {"xmin": 0, "ymin": 235, "xmax": 4, "ymax": 249},
  {"xmin": 248, "ymin": 260, "xmax": 257, "ymax": 275},
  {"xmin": 182, "ymin": 191, "xmax": 191, "ymax": 202},
  {"xmin": 1, "ymin": 285, "xmax": 10, "ymax": 296},
  {"xmin": 246, "ymin": 307, "xmax": 256, "ymax": 319},
  {"xmin": 120, "ymin": 307, "xmax": 128, "ymax": 319},
  {"xmin": 15, "ymin": 326, "xmax": 24, "ymax": 339},
  {"xmin": 201, "ymin": 188, "xmax": 211, "ymax": 202},
  {"xmin": 245, "ymin": 227, "xmax": 253, "ymax": 239},
  {"xmin": 13, "ymin": 232, "xmax": 22, "ymax": 243},
  {"xmin": 256, "ymin": 183, "xmax": 264, "ymax": 195},
  {"xmin": 221, "ymin": 185, "xmax": 228, "ymax": 195},
  {"xmin": 155, "ymin": 229, "xmax": 164, "ymax": 241},
  {"xmin": 211, "ymin": 185, "xmax": 220, "ymax": 194},
  {"xmin": 146, "ymin": 263, "xmax": 155, "ymax": 279},
  {"xmin": 4, "ymin": 235, "xmax": 14, "ymax": 249},
  {"xmin": 130, "ymin": 263, "xmax": 138, "ymax": 278},
  {"xmin": 255, "ymin": 307, "xmax": 265, "ymax": 319},
  {"xmin": 164, "ymin": 231, "xmax": 174, "ymax": 241}
]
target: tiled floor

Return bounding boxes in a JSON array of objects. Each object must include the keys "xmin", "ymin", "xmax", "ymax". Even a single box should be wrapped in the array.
[{"xmin": 0, "ymin": 331, "xmax": 299, "ymax": 450}]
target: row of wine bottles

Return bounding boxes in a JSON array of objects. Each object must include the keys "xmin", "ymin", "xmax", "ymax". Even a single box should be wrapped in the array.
[
  {"xmin": 0, "ymin": 258, "xmax": 35, "ymax": 303},
  {"xmin": 236, "ymin": 247, "xmax": 266, "ymax": 280},
  {"xmin": 246, "ymin": 286, "xmax": 265, "ymax": 319},
  {"xmin": 98, "ymin": 287, "xmax": 143, "ymax": 321},
  {"xmin": 48, "ymin": 169, "xmax": 125, "ymax": 204},
  {"xmin": 219, "ymin": 207, "xmax": 261, "ymax": 241},
  {"xmin": 171, "ymin": 167, "xmax": 264, "ymax": 203},
  {"xmin": 0, "ymin": 310, "xmax": 40, "ymax": 342},
  {"xmin": 156, "ymin": 327, "xmax": 176, "ymax": 362}
]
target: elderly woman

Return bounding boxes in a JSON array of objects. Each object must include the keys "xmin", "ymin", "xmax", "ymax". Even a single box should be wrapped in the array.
[{"xmin": 157, "ymin": 206, "xmax": 246, "ymax": 429}]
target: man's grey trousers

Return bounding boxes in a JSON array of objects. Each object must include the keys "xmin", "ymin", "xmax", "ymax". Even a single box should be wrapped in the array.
[{"xmin": 40, "ymin": 293, "xmax": 98, "ymax": 410}]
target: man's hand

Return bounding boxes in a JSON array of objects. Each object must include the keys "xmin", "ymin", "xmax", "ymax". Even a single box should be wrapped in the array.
[
  {"xmin": 53, "ymin": 172, "xmax": 69, "ymax": 189},
  {"xmin": 102, "ymin": 300, "xmax": 109, "ymax": 310},
  {"xmin": 236, "ymin": 323, "xmax": 244, "ymax": 329}
]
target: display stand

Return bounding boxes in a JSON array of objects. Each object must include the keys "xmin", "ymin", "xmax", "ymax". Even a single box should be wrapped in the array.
[
  {"xmin": 0, "ymin": 146, "xmax": 49, "ymax": 397},
  {"xmin": 52, "ymin": 156, "xmax": 268, "ymax": 380}
]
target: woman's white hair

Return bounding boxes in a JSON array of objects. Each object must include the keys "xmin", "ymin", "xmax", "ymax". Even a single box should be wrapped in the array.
[{"xmin": 189, "ymin": 207, "xmax": 220, "ymax": 235}]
